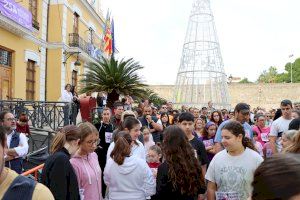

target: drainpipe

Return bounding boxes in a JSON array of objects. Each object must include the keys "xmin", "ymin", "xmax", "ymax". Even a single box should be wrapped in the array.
[{"xmin": 44, "ymin": 0, "xmax": 50, "ymax": 101}]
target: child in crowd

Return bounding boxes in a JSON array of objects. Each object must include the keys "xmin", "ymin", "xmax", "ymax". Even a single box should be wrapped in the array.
[
  {"xmin": 202, "ymin": 122, "xmax": 217, "ymax": 162},
  {"xmin": 253, "ymin": 131, "xmax": 263, "ymax": 156},
  {"xmin": 147, "ymin": 145, "xmax": 162, "ymax": 168},
  {"xmin": 142, "ymin": 127, "xmax": 155, "ymax": 154},
  {"xmin": 16, "ymin": 113, "xmax": 30, "ymax": 136}
]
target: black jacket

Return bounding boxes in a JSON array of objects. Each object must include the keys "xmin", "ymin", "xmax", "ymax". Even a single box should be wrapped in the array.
[
  {"xmin": 153, "ymin": 162, "xmax": 206, "ymax": 200},
  {"xmin": 41, "ymin": 148, "xmax": 80, "ymax": 200}
]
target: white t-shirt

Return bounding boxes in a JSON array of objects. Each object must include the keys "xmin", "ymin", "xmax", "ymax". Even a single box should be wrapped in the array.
[
  {"xmin": 205, "ymin": 148, "xmax": 263, "ymax": 200},
  {"xmin": 269, "ymin": 116, "xmax": 292, "ymax": 152},
  {"xmin": 61, "ymin": 90, "xmax": 73, "ymax": 102}
]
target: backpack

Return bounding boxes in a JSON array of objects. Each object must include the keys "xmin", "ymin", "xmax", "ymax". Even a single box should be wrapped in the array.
[{"xmin": 2, "ymin": 175, "xmax": 36, "ymax": 200}]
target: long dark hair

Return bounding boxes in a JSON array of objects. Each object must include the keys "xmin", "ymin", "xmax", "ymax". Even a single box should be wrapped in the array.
[
  {"xmin": 222, "ymin": 120, "xmax": 256, "ymax": 151},
  {"xmin": 110, "ymin": 131, "xmax": 132, "ymax": 165},
  {"xmin": 162, "ymin": 125, "xmax": 205, "ymax": 196},
  {"xmin": 252, "ymin": 154, "xmax": 300, "ymax": 200},
  {"xmin": 210, "ymin": 110, "xmax": 223, "ymax": 126},
  {"xmin": 160, "ymin": 112, "xmax": 170, "ymax": 129}
]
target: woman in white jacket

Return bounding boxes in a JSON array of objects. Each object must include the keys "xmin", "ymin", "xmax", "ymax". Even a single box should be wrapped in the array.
[
  {"xmin": 107, "ymin": 117, "xmax": 146, "ymax": 160},
  {"xmin": 104, "ymin": 131, "xmax": 155, "ymax": 200}
]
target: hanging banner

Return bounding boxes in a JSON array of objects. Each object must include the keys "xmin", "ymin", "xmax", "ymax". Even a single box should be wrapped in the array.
[{"xmin": 0, "ymin": 0, "xmax": 32, "ymax": 30}]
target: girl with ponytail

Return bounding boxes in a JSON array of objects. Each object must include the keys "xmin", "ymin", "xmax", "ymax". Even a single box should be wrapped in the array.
[
  {"xmin": 42, "ymin": 125, "xmax": 81, "ymax": 200},
  {"xmin": 104, "ymin": 131, "xmax": 155, "ymax": 200},
  {"xmin": 205, "ymin": 121, "xmax": 263, "ymax": 200}
]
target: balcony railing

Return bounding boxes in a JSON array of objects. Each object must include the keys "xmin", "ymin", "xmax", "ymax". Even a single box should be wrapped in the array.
[
  {"xmin": 69, "ymin": 33, "xmax": 89, "ymax": 53},
  {"xmin": 69, "ymin": 33, "xmax": 102, "ymax": 60},
  {"xmin": 0, "ymin": 100, "xmax": 76, "ymax": 131}
]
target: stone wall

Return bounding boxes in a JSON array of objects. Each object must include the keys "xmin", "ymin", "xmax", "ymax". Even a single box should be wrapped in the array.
[{"xmin": 149, "ymin": 83, "xmax": 300, "ymax": 109}]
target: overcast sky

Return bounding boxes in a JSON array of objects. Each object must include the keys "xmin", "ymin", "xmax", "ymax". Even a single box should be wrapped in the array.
[{"xmin": 101, "ymin": 0, "xmax": 300, "ymax": 85}]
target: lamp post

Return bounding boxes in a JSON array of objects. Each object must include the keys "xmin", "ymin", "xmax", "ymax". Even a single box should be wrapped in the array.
[
  {"xmin": 63, "ymin": 51, "xmax": 81, "ymax": 66},
  {"xmin": 289, "ymin": 54, "xmax": 294, "ymax": 83}
]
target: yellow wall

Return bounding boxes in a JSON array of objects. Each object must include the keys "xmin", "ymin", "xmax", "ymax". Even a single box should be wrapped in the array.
[
  {"xmin": 46, "ymin": 49, "xmax": 63, "ymax": 101},
  {"xmin": 1, "ymin": 0, "xmax": 105, "ymax": 101},
  {"xmin": 0, "ymin": 28, "xmax": 40, "ymax": 100},
  {"xmin": 48, "ymin": 5, "xmax": 63, "ymax": 43},
  {"xmin": 66, "ymin": 0, "xmax": 104, "ymax": 45}
]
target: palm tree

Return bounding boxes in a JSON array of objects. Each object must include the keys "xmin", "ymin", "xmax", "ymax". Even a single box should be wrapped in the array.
[
  {"xmin": 80, "ymin": 56, "xmax": 147, "ymax": 108},
  {"xmin": 143, "ymin": 88, "xmax": 167, "ymax": 107}
]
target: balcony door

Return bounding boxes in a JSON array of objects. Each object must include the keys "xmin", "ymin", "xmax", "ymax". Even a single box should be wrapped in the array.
[{"xmin": 0, "ymin": 48, "xmax": 12, "ymax": 100}]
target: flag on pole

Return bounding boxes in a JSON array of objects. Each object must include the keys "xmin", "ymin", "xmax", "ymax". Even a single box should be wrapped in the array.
[
  {"xmin": 111, "ymin": 18, "xmax": 115, "ymax": 57},
  {"xmin": 103, "ymin": 10, "xmax": 113, "ymax": 56}
]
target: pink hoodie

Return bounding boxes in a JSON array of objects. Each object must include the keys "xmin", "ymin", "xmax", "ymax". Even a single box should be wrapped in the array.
[{"xmin": 70, "ymin": 152, "xmax": 102, "ymax": 200}]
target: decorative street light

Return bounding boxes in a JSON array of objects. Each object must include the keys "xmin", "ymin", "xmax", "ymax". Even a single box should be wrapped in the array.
[{"xmin": 63, "ymin": 51, "xmax": 81, "ymax": 66}]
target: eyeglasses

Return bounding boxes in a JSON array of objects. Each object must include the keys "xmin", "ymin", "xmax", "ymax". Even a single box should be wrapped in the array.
[
  {"xmin": 162, "ymin": 107, "xmax": 167, "ymax": 109},
  {"xmin": 86, "ymin": 139, "xmax": 100, "ymax": 146},
  {"xmin": 5, "ymin": 118, "xmax": 17, "ymax": 122}
]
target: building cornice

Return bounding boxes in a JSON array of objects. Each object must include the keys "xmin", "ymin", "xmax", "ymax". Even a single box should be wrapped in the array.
[
  {"xmin": 49, "ymin": 0, "xmax": 105, "ymax": 28},
  {"xmin": 0, "ymin": 14, "xmax": 33, "ymax": 37}
]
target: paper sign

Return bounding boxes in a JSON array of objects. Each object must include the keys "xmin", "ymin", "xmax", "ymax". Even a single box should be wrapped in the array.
[
  {"xmin": 215, "ymin": 191, "xmax": 239, "ymax": 200},
  {"xmin": 105, "ymin": 132, "xmax": 112, "ymax": 143},
  {"xmin": 203, "ymin": 139, "xmax": 214, "ymax": 148},
  {"xmin": 261, "ymin": 133, "xmax": 269, "ymax": 142}
]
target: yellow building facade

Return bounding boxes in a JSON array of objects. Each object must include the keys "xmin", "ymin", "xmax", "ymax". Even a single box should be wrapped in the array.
[{"xmin": 0, "ymin": 0, "xmax": 106, "ymax": 101}]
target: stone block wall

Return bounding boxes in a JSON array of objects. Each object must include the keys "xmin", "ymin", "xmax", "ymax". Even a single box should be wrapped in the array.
[{"xmin": 149, "ymin": 83, "xmax": 300, "ymax": 109}]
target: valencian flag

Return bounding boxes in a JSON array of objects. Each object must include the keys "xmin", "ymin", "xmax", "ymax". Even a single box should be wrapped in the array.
[{"xmin": 103, "ymin": 12, "xmax": 114, "ymax": 56}]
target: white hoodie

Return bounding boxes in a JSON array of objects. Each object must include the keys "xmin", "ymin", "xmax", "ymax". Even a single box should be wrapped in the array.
[
  {"xmin": 104, "ymin": 156, "xmax": 156, "ymax": 200},
  {"xmin": 107, "ymin": 140, "xmax": 146, "ymax": 161}
]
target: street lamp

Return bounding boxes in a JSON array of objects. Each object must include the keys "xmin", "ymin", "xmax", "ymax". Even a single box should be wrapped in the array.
[
  {"xmin": 63, "ymin": 51, "xmax": 81, "ymax": 66},
  {"xmin": 289, "ymin": 54, "xmax": 294, "ymax": 83}
]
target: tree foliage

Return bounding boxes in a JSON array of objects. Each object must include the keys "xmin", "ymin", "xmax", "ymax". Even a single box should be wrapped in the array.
[
  {"xmin": 239, "ymin": 78, "xmax": 252, "ymax": 83},
  {"xmin": 257, "ymin": 58, "xmax": 300, "ymax": 83},
  {"xmin": 143, "ymin": 89, "xmax": 167, "ymax": 107},
  {"xmin": 80, "ymin": 56, "xmax": 148, "ymax": 108}
]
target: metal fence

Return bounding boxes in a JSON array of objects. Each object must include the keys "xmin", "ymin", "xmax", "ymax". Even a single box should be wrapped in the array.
[{"xmin": 0, "ymin": 100, "xmax": 75, "ymax": 131}]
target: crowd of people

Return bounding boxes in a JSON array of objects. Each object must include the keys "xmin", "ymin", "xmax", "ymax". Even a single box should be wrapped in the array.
[{"xmin": 0, "ymin": 97, "xmax": 299, "ymax": 199}]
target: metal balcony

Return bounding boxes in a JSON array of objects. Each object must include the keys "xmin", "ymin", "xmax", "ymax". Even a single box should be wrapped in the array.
[
  {"xmin": 68, "ymin": 33, "xmax": 102, "ymax": 60},
  {"xmin": 0, "ymin": 100, "xmax": 76, "ymax": 131}
]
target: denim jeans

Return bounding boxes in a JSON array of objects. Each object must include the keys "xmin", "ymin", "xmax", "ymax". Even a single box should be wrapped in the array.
[{"xmin": 63, "ymin": 103, "xmax": 71, "ymax": 126}]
